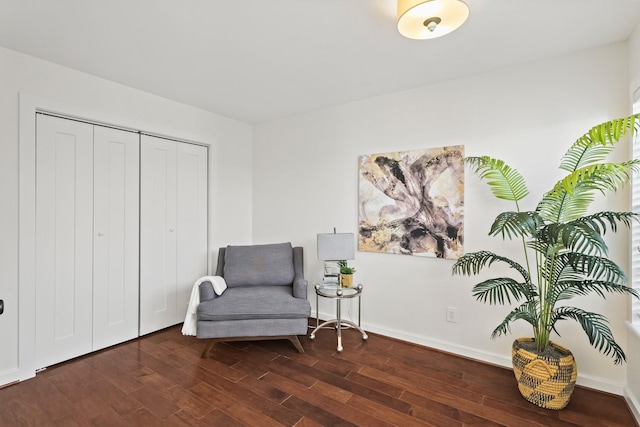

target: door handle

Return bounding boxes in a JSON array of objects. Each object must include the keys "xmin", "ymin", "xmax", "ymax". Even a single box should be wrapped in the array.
[{"xmin": 0, "ymin": 299, "xmax": 3, "ymax": 315}]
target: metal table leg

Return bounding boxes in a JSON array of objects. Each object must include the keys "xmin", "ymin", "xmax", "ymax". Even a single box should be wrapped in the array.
[{"xmin": 309, "ymin": 284, "xmax": 367, "ymax": 352}]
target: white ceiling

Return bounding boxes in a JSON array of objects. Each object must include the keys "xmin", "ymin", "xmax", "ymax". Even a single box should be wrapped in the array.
[{"xmin": 2, "ymin": 0, "xmax": 640, "ymax": 124}]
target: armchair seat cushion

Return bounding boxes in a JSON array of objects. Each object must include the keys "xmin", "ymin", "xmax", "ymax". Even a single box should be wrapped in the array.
[{"xmin": 197, "ymin": 286, "xmax": 311, "ymax": 321}]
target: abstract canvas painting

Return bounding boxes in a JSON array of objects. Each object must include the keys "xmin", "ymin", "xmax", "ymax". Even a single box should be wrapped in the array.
[{"xmin": 358, "ymin": 145, "xmax": 464, "ymax": 259}]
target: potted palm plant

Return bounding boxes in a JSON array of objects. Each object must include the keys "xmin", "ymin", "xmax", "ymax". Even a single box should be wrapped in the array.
[{"xmin": 452, "ymin": 114, "xmax": 640, "ymax": 410}]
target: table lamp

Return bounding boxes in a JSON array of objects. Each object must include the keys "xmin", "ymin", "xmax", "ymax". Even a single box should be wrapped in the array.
[{"xmin": 317, "ymin": 229, "xmax": 355, "ymax": 285}]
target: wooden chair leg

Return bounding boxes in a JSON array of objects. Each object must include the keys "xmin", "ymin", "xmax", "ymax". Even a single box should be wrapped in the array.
[
  {"xmin": 288, "ymin": 335, "xmax": 305, "ymax": 353},
  {"xmin": 202, "ymin": 335, "xmax": 304, "ymax": 356},
  {"xmin": 201, "ymin": 340, "xmax": 216, "ymax": 358}
]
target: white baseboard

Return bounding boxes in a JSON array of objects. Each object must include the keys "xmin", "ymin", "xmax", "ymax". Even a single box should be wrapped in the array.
[
  {"xmin": 624, "ymin": 387, "xmax": 640, "ymax": 425},
  {"xmin": 311, "ymin": 310, "xmax": 626, "ymax": 396},
  {"xmin": 365, "ymin": 321, "xmax": 513, "ymax": 368}
]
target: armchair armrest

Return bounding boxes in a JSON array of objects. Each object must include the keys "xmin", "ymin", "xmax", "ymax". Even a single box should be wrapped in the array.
[
  {"xmin": 199, "ymin": 281, "xmax": 218, "ymax": 302},
  {"xmin": 293, "ymin": 276, "xmax": 308, "ymax": 299},
  {"xmin": 292, "ymin": 246, "xmax": 308, "ymax": 299}
]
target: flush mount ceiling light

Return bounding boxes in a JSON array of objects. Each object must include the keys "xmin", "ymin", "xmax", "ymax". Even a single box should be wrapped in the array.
[{"xmin": 397, "ymin": 0, "xmax": 469, "ymax": 40}]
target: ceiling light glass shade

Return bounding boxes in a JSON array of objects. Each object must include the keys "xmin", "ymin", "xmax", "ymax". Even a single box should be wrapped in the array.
[{"xmin": 397, "ymin": 0, "xmax": 469, "ymax": 40}]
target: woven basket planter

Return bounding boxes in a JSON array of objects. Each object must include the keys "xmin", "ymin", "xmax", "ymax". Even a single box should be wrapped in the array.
[{"xmin": 512, "ymin": 338, "xmax": 577, "ymax": 410}]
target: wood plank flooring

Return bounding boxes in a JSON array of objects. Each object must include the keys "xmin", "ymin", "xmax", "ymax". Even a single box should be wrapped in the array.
[{"xmin": 1, "ymin": 322, "xmax": 637, "ymax": 426}]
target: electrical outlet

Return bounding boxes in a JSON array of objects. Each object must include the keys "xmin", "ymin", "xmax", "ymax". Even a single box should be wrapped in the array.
[{"xmin": 446, "ymin": 307, "xmax": 458, "ymax": 323}]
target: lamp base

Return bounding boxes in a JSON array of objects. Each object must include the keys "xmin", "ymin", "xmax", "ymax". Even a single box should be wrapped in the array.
[{"xmin": 322, "ymin": 261, "xmax": 340, "ymax": 285}]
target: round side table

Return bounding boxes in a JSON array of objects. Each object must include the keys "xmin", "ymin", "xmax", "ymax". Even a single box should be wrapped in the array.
[{"xmin": 309, "ymin": 283, "xmax": 368, "ymax": 352}]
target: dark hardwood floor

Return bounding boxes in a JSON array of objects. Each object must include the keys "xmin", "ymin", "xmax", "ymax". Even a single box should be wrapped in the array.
[{"xmin": 1, "ymin": 322, "xmax": 637, "ymax": 426}]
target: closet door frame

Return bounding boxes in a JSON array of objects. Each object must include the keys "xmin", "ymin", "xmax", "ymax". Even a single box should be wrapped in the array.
[{"xmin": 14, "ymin": 94, "xmax": 215, "ymax": 387}]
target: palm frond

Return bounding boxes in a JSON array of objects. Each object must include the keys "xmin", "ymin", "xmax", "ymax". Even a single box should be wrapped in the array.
[
  {"xmin": 538, "ymin": 161, "xmax": 640, "ymax": 223},
  {"xmin": 560, "ymin": 142, "xmax": 613, "ymax": 173},
  {"xmin": 532, "ymin": 251, "xmax": 629, "ymax": 304},
  {"xmin": 472, "ymin": 278, "xmax": 536, "ymax": 305},
  {"xmin": 465, "ymin": 156, "xmax": 529, "ymax": 203},
  {"xmin": 562, "ymin": 252, "xmax": 627, "ymax": 284},
  {"xmin": 544, "ymin": 212, "xmax": 639, "ymax": 256},
  {"xmin": 537, "ymin": 249, "xmax": 570, "ymax": 286},
  {"xmin": 576, "ymin": 211, "xmax": 639, "ymax": 233},
  {"xmin": 489, "ymin": 211, "xmax": 544, "ymax": 240},
  {"xmin": 525, "ymin": 239, "xmax": 556, "ymax": 257},
  {"xmin": 540, "ymin": 114, "xmax": 640, "ymax": 224},
  {"xmin": 552, "ymin": 306, "xmax": 626, "ymax": 364},
  {"xmin": 557, "ymin": 162, "xmax": 639, "ymax": 196},
  {"xmin": 452, "ymin": 250, "xmax": 530, "ymax": 282},
  {"xmin": 536, "ymin": 186, "xmax": 595, "ymax": 224},
  {"xmin": 552, "ymin": 280, "xmax": 640, "ymax": 302},
  {"xmin": 542, "ymin": 220, "xmax": 607, "ymax": 256},
  {"xmin": 560, "ymin": 114, "xmax": 640, "ymax": 172},
  {"xmin": 491, "ymin": 302, "xmax": 538, "ymax": 339}
]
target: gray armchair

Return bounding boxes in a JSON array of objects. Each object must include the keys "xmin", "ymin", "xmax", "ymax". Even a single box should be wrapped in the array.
[{"xmin": 197, "ymin": 242, "xmax": 311, "ymax": 357}]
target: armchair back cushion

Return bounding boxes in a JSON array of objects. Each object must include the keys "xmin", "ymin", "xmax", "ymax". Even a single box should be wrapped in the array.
[{"xmin": 223, "ymin": 242, "xmax": 295, "ymax": 287}]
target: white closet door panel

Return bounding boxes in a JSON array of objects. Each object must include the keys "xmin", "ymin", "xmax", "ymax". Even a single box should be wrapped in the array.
[
  {"xmin": 176, "ymin": 143, "xmax": 208, "ymax": 320},
  {"xmin": 35, "ymin": 115, "xmax": 93, "ymax": 369},
  {"xmin": 93, "ymin": 127, "xmax": 140, "ymax": 350},
  {"xmin": 140, "ymin": 135, "xmax": 177, "ymax": 335}
]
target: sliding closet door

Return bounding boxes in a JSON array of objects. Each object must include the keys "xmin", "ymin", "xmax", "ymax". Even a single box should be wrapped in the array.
[
  {"xmin": 92, "ymin": 126, "xmax": 140, "ymax": 351},
  {"xmin": 139, "ymin": 135, "xmax": 207, "ymax": 335},
  {"xmin": 35, "ymin": 115, "xmax": 94, "ymax": 368}
]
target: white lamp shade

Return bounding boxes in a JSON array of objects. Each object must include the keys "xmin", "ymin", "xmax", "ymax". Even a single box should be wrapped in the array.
[
  {"xmin": 317, "ymin": 233, "xmax": 355, "ymax": 261},
  {"xmin": 397, "ymin": 0, "xmax": 469, "ymax": 40}
]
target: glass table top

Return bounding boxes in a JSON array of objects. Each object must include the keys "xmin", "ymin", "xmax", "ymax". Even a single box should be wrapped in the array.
[{"xmin": 315, "ymin": 283, "xmax": 362, "ymax": 298}]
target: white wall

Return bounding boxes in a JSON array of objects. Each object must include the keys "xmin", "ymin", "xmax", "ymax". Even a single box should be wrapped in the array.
[
  {"xmin": 626, "ymin": 20, "xmax": 640, "ymax": 421},
  {"xmin": 253, "ymin": 43, "xmax": 633, "ymax": 393},
  {"xmin": 0, "ymin": 46, "xmax": 253, "ymax": 384}
]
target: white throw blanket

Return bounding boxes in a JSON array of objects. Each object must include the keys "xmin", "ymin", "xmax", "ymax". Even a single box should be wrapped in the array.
[{"xmin": 181, "ymin": 275, "xmax": 227, "ymax": 336}]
